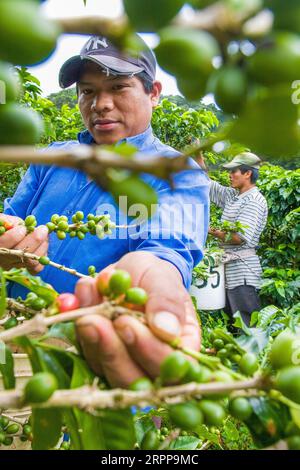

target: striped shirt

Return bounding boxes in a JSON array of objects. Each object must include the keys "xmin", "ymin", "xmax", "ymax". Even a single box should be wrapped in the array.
[{"xmin": 210, "ymin": 180, "xmax": 268, "ymax": 289}]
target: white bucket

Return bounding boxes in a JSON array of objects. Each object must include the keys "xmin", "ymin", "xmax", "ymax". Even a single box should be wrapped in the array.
[{"xmin": 190, "ymin": 263, "xmax": 226, "ymax": 310}]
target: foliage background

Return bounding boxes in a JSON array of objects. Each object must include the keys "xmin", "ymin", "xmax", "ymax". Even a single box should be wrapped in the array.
[{"xmin": 0, "ymin": 68, "xmax": 299, "ymax": 309}]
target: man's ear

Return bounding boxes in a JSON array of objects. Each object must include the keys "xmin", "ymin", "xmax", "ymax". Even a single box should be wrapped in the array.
[{"xmin": 151, "ymin": 81, "xmax": 162, "ymax": 107}]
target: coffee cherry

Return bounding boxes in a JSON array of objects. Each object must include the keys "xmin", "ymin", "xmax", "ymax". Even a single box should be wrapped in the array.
[
  {"xmin": 6, "ymin": 423, "xmax": 20, "ymax": 435},
  {"xmin": 183, "ymin": 362, "xmax": 212, "ymax": 383},
  {"xmin": 24, "ymin": 372, "xmax": 58, "ymax": 404},
  {"xmin": 160, "ymin": 352, "xmax": 190, "ymax": 384},
  {"xmin": 88, "ymin": 265, "xmax": 96, "ymax": 276},
  {"xmin": 24, "ymin": 215, "xmax": 37, "ymax": 227},
  {"xmin": 23, "ymin": 424, "xmax": 32, "ymax": 436},
  {"xmin": 129, "ymin": 377, "xmax": 153, "ymax": 391},
  {"xmin": 3, "ymin": 317, "xmax": 18, "ymax": 329},
  {"xmin": 56, "ymin": 293, "xmax": 80, "ymax": 313},
  {"xmin": 57, "ymin": 231, "xmax": 66, "ymax": 240},
  {"xmin": 97, "ymin": 271, "xmax": 111, "ymax": 296},
  {"xmin": 77, "ymin": 231, "xmax": 85, "ymax": 240},
  {"xmin": 30, "ymin": 297, "xmax": 47, "ymax": 311},
  {"xmin": 0, "ymin": 227, "xmax": 6, "ymax": 236},
  {"xmin": 39, "ymin": 256, "xmax": 50, "ymax": 266},
  {"xmin": 3, "ymin": 436, "xmax": 13, "ymax": 446},
  {"xmin": 198, "ymin": 400, "xmax": 226, "ymax": 426},
  {"xmin": 57, "ymin": 221, "xmax": 69, "ymax": 231},
  {"xmin": 229, "ymin": 397, "xmax": 253, "ymax": 421},
  {"xmin": 109, "ymin": 270, "xmax": 132, "ymax": 296},
  {"xmin": 0, "ymin": 416, "xmax": 9, "ymax": 428},
  {"xmin": 51, "ymin": 214, "xmax": 60, "ymax": 224},
  {"xmin": 213, "ymin": 339, "xmax": 224, "ymax": 350},
  {"xmin": 169, "ymin": 402, "xmax": 204, "ymax": 430},
  {"xmin": 75, "ymin": 211, "xmax": 84, "ymax": 221},
  {"xmin": 69, "ymin": 231, "xmax": 77, "ymax": 238},
  {"xmin": 239, "ymin": 353, "xmax": 259, "ymax": 376},
  {"xmin": 125, "ymin": 287, "xmax": 148, "ymax": 305},
  {"xmin": 46, "ymin": 222, "xmax": 56, "ymax": 232}
]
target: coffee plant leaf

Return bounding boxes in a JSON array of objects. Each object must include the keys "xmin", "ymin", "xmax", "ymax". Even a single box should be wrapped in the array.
[
  {"xmin": 167, "ymin": 435, "xmax": 201, "ymax": 450},
  {"xmin": 32, "ymin": 408, "xmax": 62, "ymax": 450},
  {"xmin": 0, "ymin": 344, "xmax": 15, "ymax": 389}
]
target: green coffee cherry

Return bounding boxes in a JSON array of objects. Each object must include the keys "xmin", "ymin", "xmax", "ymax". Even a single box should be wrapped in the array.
[
  {"xmin": 88, "ymin": 265, "xmax": 96, "ymax": 276},
  {"xmin": 77, "ymin": 231, "xmax": 85, "ymax": 240},
  {"xmin": 24, "ymin": 215, "xmax": 37, "ymax": 227},
  {"xmin": 129, "ymin": 377, "xmax": 154, "ymax": 391},
  {"xmin": 229, "ymin": 397, "xmax": 253, "ymax": 421},
  {"xmin": 169, "ymin": 402, "xmax": 204, "ymax": 429},
  {"xmin": 3, "ymin": 436, "xmax": 13, "ymax": 446},
  {"xmin": 46, "ymin": 222, "xmax": 56, "ymax": 232},
  {"xmin": 108, "ymin": 269, "xmax": 132, "ymax": 296},
  {"xmin": 239, "ymin": 353, "xmax": 259, "ymax": 376},
  {"xmin": 51, "ymin": 214, "xmax": 60, "ymax": 224},
  {"xmin": 198, "ymin": 400, "xmax": 226, "ymax": 426},
  {"xmin": 39, "ymin": 256, "xmax": 50, "ymax": 266},
  {"xmin": 3, "ymin": 317, "xmax": 18, "ymax": 329},
  {"xmin": 57, "ymin": 221, "xmax": 69, "ymax": 231},
  {"xmin": 160, "ymin": 352, "xmax": 190, "ymax": 384},
  {"xmin": 6, "ymin": 423, "xmax": 20, "ymax": 435},
  {"xmin": 75, "ymin": 211, "xmax": 84, "ymax": 221},
  {"xmin": 57, "ymin": 231, "xmax": 66, "ymax": 240},
  {"xmin": 125, "ymin": 287, "xmax": 148, "ymax": 305}
]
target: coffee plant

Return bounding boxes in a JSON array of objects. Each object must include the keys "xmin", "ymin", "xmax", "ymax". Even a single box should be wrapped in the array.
[{"xmin": 0, "ymin": 0, "xmax": 300, "ymax": 452}]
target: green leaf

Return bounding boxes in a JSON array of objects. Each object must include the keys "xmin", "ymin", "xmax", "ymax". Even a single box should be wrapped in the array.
[
  {"xmin": 100, "ymin": 409, "xmax": 136, "ymax": 450},
  {"xmin": 223, "ymin": 420, "xmax": 239, "ymax": 441},
  {"xmin": 196, "ymin": 424, "xmax": 220, "ymax": 445},
  {"xmin": 32, "ymin": 408, "xmax": 62, "ymax": 450},
  {"xmin": 168, "ymin": 436, "xmax": 200, "ymax": 450},
  {"xmin": 0, "ymin": 268, "xmax": 7, "ymax": 318},
  {"xmin": 4, "ymin": 268, "xmax": 58, "ymax": 304},
  {"xmin": 245, "ymin": 397, "xmax": 291, "ymax": 448},
  {"xmin": 135, "ymin": 416, "xmax": 157, "ymax": 446},
  {"xmin": 0, "ymin": 344, "xmax": 15, "ymax": 389},
  {"xmin": 45, "ymin": 322, "xmax": 79, "ymax": 349}
]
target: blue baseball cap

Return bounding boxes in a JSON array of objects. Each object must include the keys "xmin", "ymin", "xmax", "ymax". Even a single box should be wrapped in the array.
[{"xmin": 59, "ymin": 35, "xmax": 156, "ymax": 88}]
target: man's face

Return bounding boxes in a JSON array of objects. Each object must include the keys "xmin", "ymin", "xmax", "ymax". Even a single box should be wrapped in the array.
[
  {"xmin": 229, "ymin": 168, "xmax": 251, "ymax": 189},
  {"xmin": 78, "ymin": 62, "xmax": 161, "ymax": 145}
]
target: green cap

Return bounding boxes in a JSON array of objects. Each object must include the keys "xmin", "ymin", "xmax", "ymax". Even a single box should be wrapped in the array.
[{"xmin": 222, "ymin": 152, "xmax": 262, "ymax": 170}]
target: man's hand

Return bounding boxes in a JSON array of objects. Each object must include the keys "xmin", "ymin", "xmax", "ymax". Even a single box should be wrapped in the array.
[
  {"xmin": 0, "ymin": 214, "xmax": 49, "ymax": 274},
  {"xmin": 76, "ymin": 251, "xmax": 201, "ymax": 388}
]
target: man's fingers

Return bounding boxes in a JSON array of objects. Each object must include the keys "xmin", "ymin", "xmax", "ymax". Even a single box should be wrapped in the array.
[
  {"xmin": 14, "ymin": 225, "xmax": 49, "ymax": 252},
  {"xmin": 75, "ymin": 277, "xmax": 103, "ymax": 307},
  {"xmin": 115, "ymin": 252, "xmax": 187, "ymax": 341},
  {"xmin": 0, "ymin": 224, "xmax": 27, "ymax": 248},
  {"xmin": 76, "ymin": 315, "xmax": 145, "ymax": 387},
  {"xmin": 114, "ymin": 315, "xmax": 173, "ymax": 378}
]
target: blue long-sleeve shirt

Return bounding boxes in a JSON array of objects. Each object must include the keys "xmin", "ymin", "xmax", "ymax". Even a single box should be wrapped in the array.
[{"xmin": 4, "ymin": 126, "xmax": 209, "ymax": 298}]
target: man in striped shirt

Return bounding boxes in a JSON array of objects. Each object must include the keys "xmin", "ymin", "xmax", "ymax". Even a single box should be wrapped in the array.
[{"xmin": 208, "ymin": 152, "xmax": 268, "ymax": 326}]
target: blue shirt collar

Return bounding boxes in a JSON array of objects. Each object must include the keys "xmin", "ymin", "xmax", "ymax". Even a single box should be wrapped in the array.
[{"xmin": 77, "ymin": 126, "xmax": 154, "ymax": 150}]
